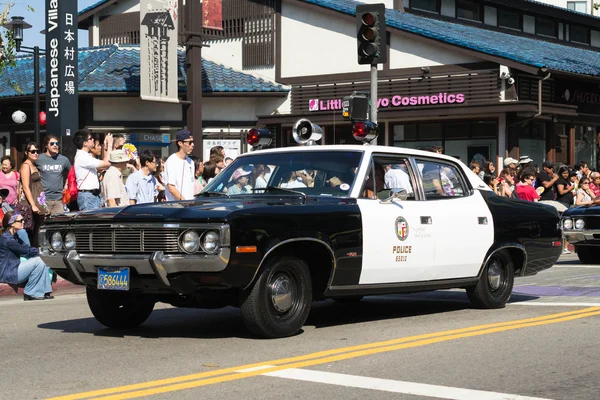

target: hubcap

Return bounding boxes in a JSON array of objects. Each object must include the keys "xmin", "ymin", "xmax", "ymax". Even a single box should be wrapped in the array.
[
  {"xmin": 487, "ymin": 259, "xmax": 503, "ymax": 290},
  {"xmin": 270, "ymin": 275, "xmax": 294, "ymax": 313}
]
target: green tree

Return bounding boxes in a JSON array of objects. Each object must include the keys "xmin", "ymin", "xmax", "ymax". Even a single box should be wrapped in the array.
[{"xmin": 0, "ymin": 2, "xmax": 18, "ymax": 73}]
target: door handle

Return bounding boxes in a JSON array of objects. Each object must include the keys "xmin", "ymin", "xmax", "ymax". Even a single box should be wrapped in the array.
[{"xmin": 421, "ymin": 216, "xmax": 432, "ymax": 224}]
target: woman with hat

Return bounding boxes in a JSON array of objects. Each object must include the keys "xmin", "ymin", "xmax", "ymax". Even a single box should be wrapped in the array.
[
  {"xmin": 0, "ymin": 211, "xmax": 53, "ymax": 300},
  {"xmin": 227, "ymin": 168, "xmax": 252, "ymax": 195}
]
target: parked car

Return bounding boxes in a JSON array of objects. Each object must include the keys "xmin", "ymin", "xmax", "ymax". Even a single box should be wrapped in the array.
[
  {"xmin": 39, "ymin": 121, "xmax": 562, "ymax": 338},
  {"xmin": 562, "ymin": 206, "xmax": 600, "ymax": 263}
]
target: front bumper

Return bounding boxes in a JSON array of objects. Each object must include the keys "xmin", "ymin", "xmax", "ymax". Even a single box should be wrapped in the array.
[
  {"xmin": 563, "ymin": 229, "xmax": 600, "ymax": 245},
  {"xmin": 40, "ymin": 248, "xmax": 231, "ymax": 287}
]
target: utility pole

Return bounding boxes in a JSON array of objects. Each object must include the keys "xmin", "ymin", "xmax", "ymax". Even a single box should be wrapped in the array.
[{"xmin": 186, "ymin": 0, "xmax": 203, "ymax": 158}]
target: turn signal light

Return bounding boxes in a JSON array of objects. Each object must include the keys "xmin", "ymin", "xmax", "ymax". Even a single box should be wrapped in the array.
[{"xmin": 353, "ymin": 121, "xmax": 378, "ymax": 142}]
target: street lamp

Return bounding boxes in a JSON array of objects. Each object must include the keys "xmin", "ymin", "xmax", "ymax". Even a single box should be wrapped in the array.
[{"xmin": 2, "ymin": 16, "xmax": 44, "ymax": 145}]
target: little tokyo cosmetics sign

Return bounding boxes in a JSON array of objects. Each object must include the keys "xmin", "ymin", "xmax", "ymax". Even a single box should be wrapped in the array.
[{"xmin": 308, "ymin": 93, "xmax": 465, "ymax": 112}]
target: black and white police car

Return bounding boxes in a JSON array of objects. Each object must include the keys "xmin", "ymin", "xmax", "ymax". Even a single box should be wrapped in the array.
[{"xmin": 39, "ymin": 119, "xmax": 562, "ymax": 338}]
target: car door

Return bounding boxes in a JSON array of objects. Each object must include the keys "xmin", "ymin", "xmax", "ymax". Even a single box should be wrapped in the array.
[
  {"xmin": 356, "ymin": 154, "xmax": 436, "ymax": 284},
  {"xmin": 413, "ymin": 157, "xmax": 494, "ymax": 279}
]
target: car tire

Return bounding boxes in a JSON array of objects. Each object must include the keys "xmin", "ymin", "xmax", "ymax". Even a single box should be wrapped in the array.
[
  {"xmin": 241, "ymin": 256, "xmax": 312, "ymax": 339},
  {"xmin": 575, "ymin": 246, "xmax": 598, "ymax": 264},
  {"xmin": 86, "ymin": 287, "xmax": 155, "ymax": 329},
  {"xmin": 467, "ymin": 250, "xmax": 514, "ymax": 309}
]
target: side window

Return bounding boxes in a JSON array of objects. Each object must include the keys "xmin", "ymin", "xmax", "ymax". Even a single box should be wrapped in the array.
[
  {"xmin": 416, "ymin": 159, "xmax": 467, "ymax": 199},
  {"xmin": 360, "ymin": 155, "xmax": 417, "ymax": 200}
]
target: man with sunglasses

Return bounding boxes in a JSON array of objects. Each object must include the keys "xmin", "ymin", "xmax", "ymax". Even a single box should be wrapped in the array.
[
  {"xmin": 165, "ymin": 129, "xmax": 196, "ymax": 201},
  {"xmin": 35, "ymin": 135, "xmax": 71, "ymax": 215}
]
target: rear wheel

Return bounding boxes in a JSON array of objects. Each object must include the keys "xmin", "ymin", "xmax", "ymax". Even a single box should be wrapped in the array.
[
  {"xmin": 575, "ymin": 246, "xmax": 599, "ymax": 264},
  {"xmin": 467, "ymin": 250, "xmax": 514, "ymax": 309},
  {"xmin": 241, "ymin": 256, "xmax": 312, "ymax": 338},
  {"xmin": 86, "ymin": 287, "xmax": 155, "ymax": 329}
]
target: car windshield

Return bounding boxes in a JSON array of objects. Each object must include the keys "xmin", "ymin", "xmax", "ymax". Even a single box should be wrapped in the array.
[{"xmin": 201, "ymin": 150, "xmax": 364, "ymax": 197}]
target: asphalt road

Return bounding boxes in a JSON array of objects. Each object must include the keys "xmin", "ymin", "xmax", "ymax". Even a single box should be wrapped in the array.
[{"xmin": 1, "ymin": 253, "xmax": 599, "ymax": 400}]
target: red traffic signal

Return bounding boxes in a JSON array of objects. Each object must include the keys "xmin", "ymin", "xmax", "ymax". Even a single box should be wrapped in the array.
[
  {"xmin": 353, "ymin": 121, "xmax": 378, "ymax": 142},
  {"xmin": 39, "ymin": 111, "xmax": 47, "ymax": 126},
  {"xmin": 247, "ymin": 128, "xmax": 273, "ymax": 148}
]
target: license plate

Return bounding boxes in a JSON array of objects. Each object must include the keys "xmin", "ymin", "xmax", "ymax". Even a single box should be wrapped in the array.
[{"xmin": 97, "ymin": 267, "xmax": 130, "ymax": 291}]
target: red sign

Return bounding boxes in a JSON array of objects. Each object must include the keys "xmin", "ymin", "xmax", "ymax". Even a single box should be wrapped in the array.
[{"xmin": 203, "ymin": 0, "xmax": 223, "ymax": 30}]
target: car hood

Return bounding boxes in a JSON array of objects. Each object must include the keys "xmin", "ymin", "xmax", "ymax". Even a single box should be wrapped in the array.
[
  {"xmin": 45, "ymin": 195, "xmax": 357, "ymax": 224},
  {"xmin": 562, "ymin": 204, "xmax": 600, "ymax": 217}
]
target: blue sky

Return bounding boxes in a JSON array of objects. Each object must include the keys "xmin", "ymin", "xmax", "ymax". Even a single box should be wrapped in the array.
[{"xmin": 3, "ymin": 0, "xmax": 98, "ymax": 49}]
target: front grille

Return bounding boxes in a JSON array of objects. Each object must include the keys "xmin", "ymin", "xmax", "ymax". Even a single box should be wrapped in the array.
[{"xmin": 74, "ymin": 228, "xmax": 181, "ymax": 253}]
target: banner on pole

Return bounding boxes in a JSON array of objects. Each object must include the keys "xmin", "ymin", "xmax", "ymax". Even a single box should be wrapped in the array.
[
  {"xmin": 202, "ymin": 0, "xmax": 223, "ymax": 31},
  {"xmin": 45, "ymin": 0, "xmax": 79, "ymax": 138},
  {"xmin": 140, "ymin": 0, "xmax": 179, "ymax": 103}
]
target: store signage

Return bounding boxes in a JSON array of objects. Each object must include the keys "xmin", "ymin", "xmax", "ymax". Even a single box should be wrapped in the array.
[
  {"xmin": 128, "ymin": 133, "xmax": 171, "ymax": 143},
  {"xmin": 203, "ymin": 0, "xmax": 223, "ymax": 30},
  {"xmin": 140, "ymin": 0, "xmax": 179, "ymax": 103},
  {"xmin": 202, "ymin": 139, "xmax": 241, "ymax": 161},
  {"xmin": 555, "ymin": 80, "xmax": 600, "ymax": 114},
  {"xmin": 308, "ymin": 93, "xmax": 465, "ymax": 112},
  {"xmin": 45, "ymin": 0, "xmax": 78, "ymax": 137}
]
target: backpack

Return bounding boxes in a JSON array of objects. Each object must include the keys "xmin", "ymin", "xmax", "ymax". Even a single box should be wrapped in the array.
[{"xmin": 62, "ymin": 168, "xmax": 79, "ymax": 204}]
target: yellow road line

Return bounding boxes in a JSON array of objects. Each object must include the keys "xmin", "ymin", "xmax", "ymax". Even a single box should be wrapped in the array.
[{"xmin": 47, "ymin": 307, "xmax": 600, "ymax": 400}]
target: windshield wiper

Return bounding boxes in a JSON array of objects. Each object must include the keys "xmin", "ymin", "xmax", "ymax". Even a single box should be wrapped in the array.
[
  {"xmin": 198, "ymin": 191, "xmax": 230, "ymax": 198},
  {"xmin": 253, "ymin": 186, "xmax": 307, "ymax": 204}
]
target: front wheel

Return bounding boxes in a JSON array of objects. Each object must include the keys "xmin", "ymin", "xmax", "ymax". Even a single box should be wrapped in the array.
[
  {"xmin": 467, "ymin": 250, "xmax": 514, "ymax": 309},
  {"xmin": 575, "ymin": 246, "xmax": 599, "ymax": 264},
  {"xmin": 86, "ymin": 287, "xmax": 155, "ymax": 329},
  {"xmin": 241, "ymin": 256, "xmax": 312, "ymax": 338}
]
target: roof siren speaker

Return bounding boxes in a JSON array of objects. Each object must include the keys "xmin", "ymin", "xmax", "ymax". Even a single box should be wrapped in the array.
[{"xmin": 292, "ymin": 118, "xmax": 323, "ymax": 146}]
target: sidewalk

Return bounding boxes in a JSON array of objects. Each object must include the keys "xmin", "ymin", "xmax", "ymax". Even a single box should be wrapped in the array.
[{"xmin": 0, "ymin": 277, "xmax": 83, "ymax": 298}]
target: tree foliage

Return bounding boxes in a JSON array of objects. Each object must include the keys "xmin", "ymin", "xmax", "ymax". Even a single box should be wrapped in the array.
[{"xmin": 0, "ymin": 2, "xmax": 18, "ymax": 73}]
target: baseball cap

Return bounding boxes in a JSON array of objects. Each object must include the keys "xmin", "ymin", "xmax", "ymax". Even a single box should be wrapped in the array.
[
  {"xmin": 175, "ymin": 129, "xmax": 192, "ymax": 142},
  {"xmin": 504, "ymin": 157, "xmax": 518, "ymax": 167},
  {"xmin": 231, "ymin": 168, "xmax": 251, "ymax": 181}
]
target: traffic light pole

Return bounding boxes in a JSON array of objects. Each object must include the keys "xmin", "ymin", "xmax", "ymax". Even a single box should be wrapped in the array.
[{"xmin": 370, "ymin": 64, "xmax": 377, "ymax": 145}]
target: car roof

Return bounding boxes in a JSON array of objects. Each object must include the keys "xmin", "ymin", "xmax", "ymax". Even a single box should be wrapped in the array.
[{"xmin": 242, "ymin": 144, "xmax": 458, "ymax": 162}]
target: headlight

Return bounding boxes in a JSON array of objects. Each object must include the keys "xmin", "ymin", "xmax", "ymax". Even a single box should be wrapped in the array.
[
  {"xmin": 575, "ymin": 219, "xmax": 585, "ymax": 230},
  {"xmin": 179, "ymin": 230, "xmax": 200, "ymax": 253},
  {"xmin": 563, "ymin": 219, "xmax": 573, "ymax": 230},
  {"xmin": 64, "ymin": 231, "xmax": 76, "ymax": 250},
  {"xmin": 50, "ymin": 231, "xmax": 63, "ymax": 251},
  {"xmin": 201, "ymin": 231, "xmax": 220, "ymax": 254}
]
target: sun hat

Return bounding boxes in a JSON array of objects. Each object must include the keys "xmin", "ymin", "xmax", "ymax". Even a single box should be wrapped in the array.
[
  {"xmin": 519, "ymin": 155, "xmax": 533, "ymax": 164},
  {"xmin": 109, "ymin": 150, "xmax": 130, "ymax": 163},
  {"xmin": 231, "ymin": 168, "xmax": 251, "ymax": 181},
  {"xmin": 503, "ymin": 157, "xmax": 518, "ymax": 167}
]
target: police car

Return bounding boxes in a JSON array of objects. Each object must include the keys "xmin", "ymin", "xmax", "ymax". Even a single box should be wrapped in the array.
[{"xmin": 39, "ymin": 119, "xmax": 562, "ymax": 338}]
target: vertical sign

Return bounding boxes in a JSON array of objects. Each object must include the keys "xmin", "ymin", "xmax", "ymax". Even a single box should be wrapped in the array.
[
  {"xmin": 203, "ymin": 0, "xmax": 223, "ymax": 30},
  {"xmin": 45, "ymin": 0, "xmax": 78, "ymax": 144},
  {"xmin": 140, "ymin": 0, "xmax": 179, "ymax": 103}
]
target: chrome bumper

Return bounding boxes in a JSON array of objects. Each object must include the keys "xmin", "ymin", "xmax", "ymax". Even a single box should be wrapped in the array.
[
  {"xmin": 40, "ymin": 248, "xmax": 231, "ymax": 286},
  {"xmin": 563, "ymin": 230, "xmax": 600, "ymax": 244}
]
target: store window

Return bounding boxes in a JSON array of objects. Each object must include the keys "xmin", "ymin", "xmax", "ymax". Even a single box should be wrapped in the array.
[
  {"xmin": 569, "ymin": 25, "xmax": 590, "ymax": 45},
  {"xmin": 410, "ymin": 0, "xmax": 440, "ymax": 13},
  {"xmin": 567, "ymin": 1, "xmax": 587, "ymax": 13},
  {"xmin": 520, "ymin": 121, "xmax": 547, "ymax": 165},
  {"xmin": 497, "ymin": 8, "xmax": 521, "ymax": 31},
  {"xmin": 536, "ymin": 17, "xmax": 557, "ymax": 38},
  {"xmin": 456, "ymin": 0, "xmax": 482, "ymax": 22},
  {"xmin": 392, "ymin": 120, "xmax": 497, "ymax": 163},
  {"xmin": 575, "ymin": 126, "xmax": 597, "ymax": 168}
]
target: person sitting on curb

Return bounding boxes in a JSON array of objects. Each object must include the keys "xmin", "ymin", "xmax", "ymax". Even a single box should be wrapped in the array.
[{"xmin": 0, "ymin": 212, "xmax": 54, "ymax": 300}]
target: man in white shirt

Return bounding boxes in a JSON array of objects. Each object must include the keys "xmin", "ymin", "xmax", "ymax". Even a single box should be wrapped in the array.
[
  {"xmin": 101, "ymin": 150, "xmax": 130, "ymax": 207},
  {"xmin": 73, "ymin": 129, "xmax": 113, "ymax": 211},
  {"xmin": 384, "ymin": 164, "xmax": 413, "ymax": 195},
  {"xmin": 165, "ymin": 129, "xmax": 195, "ymax": 201}
]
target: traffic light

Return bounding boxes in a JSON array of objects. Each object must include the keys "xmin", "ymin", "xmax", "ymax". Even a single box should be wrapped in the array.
[{"xmin": 356, "ymin": 4, "xmax": 387, "ymax": 65}]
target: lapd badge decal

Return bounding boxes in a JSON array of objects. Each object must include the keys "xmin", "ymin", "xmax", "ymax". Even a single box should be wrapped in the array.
[{"xmin": 395, "ymin": 217, "xmax": 409, "ymax": 241}]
